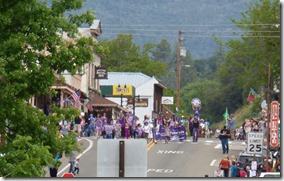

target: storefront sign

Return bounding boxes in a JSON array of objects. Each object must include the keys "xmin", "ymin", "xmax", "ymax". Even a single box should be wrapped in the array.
[
  {"xmin": 113, "ymin": 85, "xmax": 133, "ymax": 96},
  {"xmin": 95, "ymin": 67, "xmax": 108, "ymax": 79},
  {"xmin": 162, "ymin": 96, "xmax": 174, "ymax": 105},
  {"xmin": 270, "ymin": 101, "xmax": 279, "ymax": 148},
  {"xmin": 128, "ymin": 98, "xmax": 148, "ymax": 107}
]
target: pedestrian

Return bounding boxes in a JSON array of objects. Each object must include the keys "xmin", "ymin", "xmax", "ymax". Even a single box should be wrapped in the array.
[
  {"xmin": 143, "ymin": 122, "xmax": 150, "ymax": 142},
  {"xmin": 88, "ymin": 114, "xmax": 96, "ymax": 137},
  {"xmin": 219, "ymin": 155, "xmax": 231, "ymax": 177},
  {"xmin": 68, "ymin": 151, "xmax": 76, "ymax": 173},
  {"xmin": 192, "ymin": 115, "xmax": 199, "ymax": 142},
  {"xmin": 164, "ymin": 123, "xmax": 170, "ymax": 144},
  {"xmin": 115, "ymin": 120, "xmax": 121, "ymax": 139},
  {"xmin": 137, "ymin": 124, "xmax": 143, "ymax": 139},
  {"xmin": 219, "ymin": 125, "xmax": 230, "ymax": 154},
  {"xmin": 95, "ymin": 115, "xmax": 102, "ymax": 139},
  {"xmin": 227, "ymin": 114, "xmax": 236, "ymax": 140},
  {"xmin": 73, "ymin": 158, "xmax": 80, "ymax": 175},
  {"xmin": 73, "ymin": 113, "xmax": 83, "ymax": 138},
  {"xmin": 239, "ymin": 168, "xmax": 247, "ymax": 177},
  {"xmin": 245, "ymin": 165, "xmax": 251, "ymax": 177},
  {"xmin": 230, "ymin": 161, "xmax": 237, "ymax": 177}
]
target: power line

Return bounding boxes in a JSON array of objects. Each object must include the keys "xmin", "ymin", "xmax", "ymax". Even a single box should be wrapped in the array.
[
  {"xmin": 101, "ymin": 33, "xmax": 280, "ymax": 38},
  {"xmin": 102, "ymin": 23, "xmax": 280, "ymax": 27},
  {"xmin": 102, "ymin": 28, "xmax": 280, "ymax": 33}
]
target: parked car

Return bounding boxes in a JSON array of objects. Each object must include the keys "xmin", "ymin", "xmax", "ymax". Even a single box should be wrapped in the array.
[
  {"xmin": 235, "ymin": 150, "xmax": 264, "ymax": 177},
  {"xmin": 259, "ymin": 172, "xmax": 280, "ymax": 177}
]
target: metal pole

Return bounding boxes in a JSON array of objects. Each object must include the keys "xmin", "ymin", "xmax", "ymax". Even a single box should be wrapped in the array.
[
  {"xmin": 132, "ymin": 96, "xmax": 135, "ymax": 117},
  {"xmin": 176, "ymin": 31, "xmax": 181, "ymax": 109},
  {"xmin": 120, "ymin": 94, "xmax": 123, "ymax": 107},
  {"xmin": 119, "ymin": 141, "xmax": 125, "ymax": 177},
  {"xmin": 265, "ymin": 63, "xmax": 271, "ymax": 172}
]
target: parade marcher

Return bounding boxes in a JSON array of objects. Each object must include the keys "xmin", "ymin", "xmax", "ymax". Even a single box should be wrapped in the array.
[
  {"xmin": 219, "ymin": 126, "xmax": 230, "ymax": 154},
  {"xmin": 124, "ymin": 122, "xmax": 130, "ymax": 139},
  {"xmin": 103, "ymin": 119, "xmax": 115, "ymax": 139},
  {"xmin": 192, "ymin": 115, "xmax": 199, "ymax": 142},
  {"xmin": 215, "ymin": 127, "xmax": 221, "ymax": 139},
  {"xmin": 164, "ymin": 123, "xmax": 170, "ymax": 144},
  {"xmin": 219, "ymin": 155, "xmax": 231, "ymax": 177},
  {"xmin": 143, "ymin": 122, "xmax": 150, "ymax": 142},
  {"xmin": 188, "ymin": 116, "xmax": 194, "ymax": 137}
]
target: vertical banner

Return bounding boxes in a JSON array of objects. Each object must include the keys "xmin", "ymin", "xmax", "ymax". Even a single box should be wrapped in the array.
[{"xmin": 270, "ymin": 101, "xmax": 279, "ymax": 148}]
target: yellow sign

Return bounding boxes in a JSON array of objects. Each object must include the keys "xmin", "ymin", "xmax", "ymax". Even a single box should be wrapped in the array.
[{"xmin": 113, "ymin": 85, "xmax": 133, "ymax": 96}]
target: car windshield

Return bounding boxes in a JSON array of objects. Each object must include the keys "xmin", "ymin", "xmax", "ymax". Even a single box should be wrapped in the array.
[{"xmin": 238, "ymin": 155, "xmax": 262, "ymax": 163}]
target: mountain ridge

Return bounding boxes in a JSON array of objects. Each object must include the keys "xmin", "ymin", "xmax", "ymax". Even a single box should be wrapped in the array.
[{"xmin": 81, "ymin": 0, "xmax": 256, "ymax": 59}]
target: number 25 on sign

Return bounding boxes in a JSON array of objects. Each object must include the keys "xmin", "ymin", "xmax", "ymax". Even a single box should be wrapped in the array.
[{"xmin": 247, "ymin": 132, "xmax": 264, "ymax": 154}]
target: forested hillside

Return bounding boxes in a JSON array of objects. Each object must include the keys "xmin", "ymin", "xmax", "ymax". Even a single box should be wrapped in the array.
[{"xmin": 80, "ymin": 0, "xmax": 256, "ymax": 59}]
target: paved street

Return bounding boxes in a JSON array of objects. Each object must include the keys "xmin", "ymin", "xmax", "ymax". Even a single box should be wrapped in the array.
[{"xmin": 46, "ymin": 137, "xmax": 246, "ymax": 177}]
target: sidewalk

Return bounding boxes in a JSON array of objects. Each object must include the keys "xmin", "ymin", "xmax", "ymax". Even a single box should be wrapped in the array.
[{"xmin": 44, "ymin": 138, "xmax": 90, "ymax": 177}]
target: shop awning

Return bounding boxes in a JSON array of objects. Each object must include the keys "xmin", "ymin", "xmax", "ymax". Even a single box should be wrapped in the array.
[{"xmin": 89, "ymin": 92, "xmax": 119, "ymax": 107}]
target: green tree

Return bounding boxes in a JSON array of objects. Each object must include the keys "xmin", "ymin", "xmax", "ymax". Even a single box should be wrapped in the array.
[
  {"xmin": 100, "ymin": 34, "xmax": 167, "ymax": 77},
  {"xmin": 221, "ymin": 0, "xmax": 280, "ymax": 98},
  {"xmin": 0, "ymin": 0, "xmax": 101, "ymax": 177},
  {"xmin": 180, "ymin": 78, "xmax": 223, "ymax": 122}
]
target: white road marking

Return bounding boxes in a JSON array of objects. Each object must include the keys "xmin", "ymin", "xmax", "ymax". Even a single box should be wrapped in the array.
[
  {"xmin": 57, "ymin": 137, "xmax": 93, "ymax": 176},
  {"xmin": 210, "ymin": 159, "xmax": 216, "ymax": 166},
  {"xmin": 214, "ymin": 144, "xmax": 221, "ymax": 149},
  {"xmin": 206, "ymin": 140, "xmax": 213, "ymax": 143}
]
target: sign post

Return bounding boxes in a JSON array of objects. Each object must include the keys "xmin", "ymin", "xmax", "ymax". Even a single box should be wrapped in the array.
[{"xmin": 247, "ymin": 132, "xmax": 264, "ymax": 154}]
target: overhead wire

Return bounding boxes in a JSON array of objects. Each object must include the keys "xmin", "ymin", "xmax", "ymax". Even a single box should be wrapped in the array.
[{"xmin": 99, "ymin": 24, "xmax": 280, "ymax": 38}]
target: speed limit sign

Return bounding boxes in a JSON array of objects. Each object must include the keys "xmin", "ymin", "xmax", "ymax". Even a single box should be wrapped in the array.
[{"xmin": 247, "ymin": 132, "xmax": 264, "ymax": 154}]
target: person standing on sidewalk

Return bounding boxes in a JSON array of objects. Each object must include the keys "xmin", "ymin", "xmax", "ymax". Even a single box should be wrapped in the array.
[
  {"xmin": 219, "ymin": 155, "xmax": 231, "ymax": 177},
  {"xmin": 68, "ymin": 151, "xmax": 76, "ymax": 173},
  {"xmin": 227, "ymin": 114, "xmax": 236, "ymax": 140}
]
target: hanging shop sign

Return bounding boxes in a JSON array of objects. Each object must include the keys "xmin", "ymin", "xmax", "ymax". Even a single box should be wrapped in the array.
[{"xmin": 95, "ymin": 67, "xmax": 108, "ymax": 79}]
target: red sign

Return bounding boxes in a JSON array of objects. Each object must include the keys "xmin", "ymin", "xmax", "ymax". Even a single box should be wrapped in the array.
[
  {"xmin": 270, "ymin": 101, "xmax": 279, "ymax": 148},
  {"xmin": 62, "ymin": 173, "xmax": 75, "ymax": 178}
]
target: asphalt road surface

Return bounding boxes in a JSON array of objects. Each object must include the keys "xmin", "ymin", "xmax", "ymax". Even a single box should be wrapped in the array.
[{"xmin": 48, "ymin": 137, "xmax": 246, "ymax": 178}]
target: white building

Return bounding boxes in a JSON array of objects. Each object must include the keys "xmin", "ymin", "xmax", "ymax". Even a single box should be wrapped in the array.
[{"xmin": 99, "ymin": 72, "xmax": 166, "ymax": 124}]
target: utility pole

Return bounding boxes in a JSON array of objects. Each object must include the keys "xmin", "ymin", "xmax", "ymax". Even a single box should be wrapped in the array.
[
  {"xmin": 265, "ymin": 63, "xmax": 271, "ymax": 172},
  {"xmin": 176, "ymin": 31, "xmax": 183, "ymax": 109}
]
